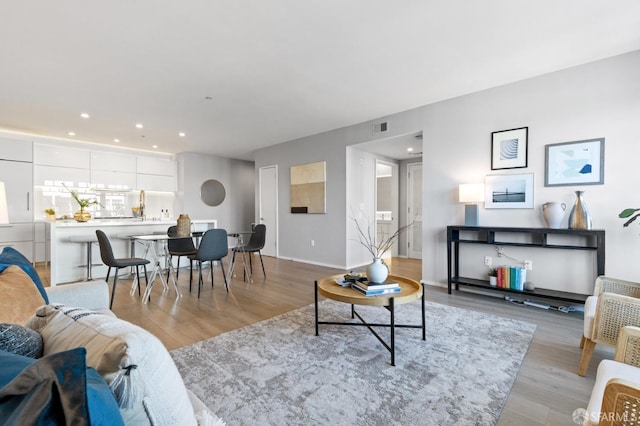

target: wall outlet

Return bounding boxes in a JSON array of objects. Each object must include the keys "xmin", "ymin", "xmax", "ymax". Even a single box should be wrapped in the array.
[
  {"xmin": 524, "ymin": 260, "xmax": 532, "ymax": 271},
  {"xmin": 310, "ymin": 239, "xmax": 315, "ymax": 247},
  {"xmin": 484, "ymin": 256, "xmax": 492, "ymax": 266}
]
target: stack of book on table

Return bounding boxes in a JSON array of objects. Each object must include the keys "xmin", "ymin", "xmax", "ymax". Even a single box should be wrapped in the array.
[{"xmin": 351, "ymin": 279, "xmax": 401, "ymax": 296}]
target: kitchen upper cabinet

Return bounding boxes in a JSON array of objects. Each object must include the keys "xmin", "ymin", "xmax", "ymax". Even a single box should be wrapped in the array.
[
  {"xmin": 0, "ymin": 160, "xmax": 33, "ymax": 223},
  {"xmin": 34, "ymin": 144, "xmax": 90, "ymax": 168},
  {"xmin": 34, "ymin": 165, "xmax": 91, "ymax": 187},
  {"xmin": 0, "ymin": 138, "xmax": 32, "ymax": 162},
  {"xmin": 136, "ymin": 155, "xmax": 175, "ymax": 176},
  {"xmin": 91, "ymin": 151, "xmax": 136, "ymax": 173},
  {"xmin": 90, "ymin": 170, "xmax": 136, "ymax": 189},
  {"xmin": 136, "ymin": 173, "xmax": 175, "ymax": 192}
]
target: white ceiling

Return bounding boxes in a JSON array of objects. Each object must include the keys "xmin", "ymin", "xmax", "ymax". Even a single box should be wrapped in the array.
[{"xmin": 1, "ymin": 1, "xmax": 639, "ymax": 161}]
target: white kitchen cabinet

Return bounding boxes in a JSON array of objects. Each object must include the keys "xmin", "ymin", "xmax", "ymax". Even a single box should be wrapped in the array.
[
  {"xmin": 136, "ymin": 155, "xmax": 175, "ymax": 176},
  {"xmin": 34, "ymin": 222, "xmax": 47, "ymax": 263},
  {"xmin": 34, "ymin": 143, "xmax": 90, "ymax": 168},
  {"xmin": 136, "ymin": 173, "xmax": 175, "ymax": 192},
  {"xmin": 91, "ymin": 170, "xmax": 136, "ymax": 190},
  {"xmin": 0, "ymin": 160, "xmax": 33, "ymax": 223},
  {"xmin": 0, "ymin": 138, "xmax": 32, "ymax": 162},
  {"xmin": 34, "ymin": 165, "xmax": 91, "ymax": 187},
  {"xmin": 91, "ymin": 151, "xmax": 136, "ymax": 173},
  {"xmin": 0, "ymin": 223, "xmax": 34, "ymax": 262}
]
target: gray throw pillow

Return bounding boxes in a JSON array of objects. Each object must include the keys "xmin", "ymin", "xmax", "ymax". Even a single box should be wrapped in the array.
[{"xmin": 0, "ymin": 323, "xmax": 43, "ymax": 358}]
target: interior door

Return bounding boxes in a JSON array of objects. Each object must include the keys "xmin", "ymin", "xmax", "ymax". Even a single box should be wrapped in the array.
[
  {"xmin": 407, "ymin": 162, "xmax": 422, "ymax": 259},
  {"xmin": 259, "ymin": 165, "xmax": 278, "ymax": 257}
]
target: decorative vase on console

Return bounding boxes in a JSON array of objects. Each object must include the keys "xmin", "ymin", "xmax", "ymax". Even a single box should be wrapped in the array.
[
  {"xmin": 542, "ymin": 202, "xmax": 566, "ymax": 229},
  {"xmin": 366, "ymin": 258, "xmax": 389, "ymax": 284},
  {"xmin": 568, "ymin": 190, "xmax": 592, "ymax": 230}
]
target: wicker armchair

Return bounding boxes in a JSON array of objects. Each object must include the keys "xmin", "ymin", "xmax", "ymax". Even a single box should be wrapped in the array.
[
  {"xmin": 578, "ymin": 276, "xmax": 640, "ymax": 376},
  {"xmin": 584, "ymin": 326, "xmax": 640, "ymax": 425}
]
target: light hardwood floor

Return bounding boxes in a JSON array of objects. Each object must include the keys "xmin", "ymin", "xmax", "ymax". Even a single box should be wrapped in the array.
[{"xmin": 41, "ymin": 255, "xmax": 610, "ymax": 425}]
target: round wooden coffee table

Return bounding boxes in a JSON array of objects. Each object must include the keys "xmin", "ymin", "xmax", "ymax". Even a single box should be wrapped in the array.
[{"xmin": 314, "ymin": 273, "xmax": 425, "ymax": 366}]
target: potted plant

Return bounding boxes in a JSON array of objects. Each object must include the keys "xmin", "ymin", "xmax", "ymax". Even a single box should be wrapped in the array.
[
  {"xmin": 44, "ymin": 208, "xmax": 56, "ymax": 220},
  {"xmin": 488, "ymin": 267, "xmax": 498, "ymax": 286},
  {"xmin": 619, "ymin": 208, "xmax": 640, "ymax": 227}
]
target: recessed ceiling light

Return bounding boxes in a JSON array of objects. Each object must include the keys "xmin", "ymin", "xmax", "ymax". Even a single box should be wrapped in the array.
[
  {"xmin": 68, "ymin": 131, "xmax": 76, "ymax": 136},
  {"xmin": 407, "ymin": 147, "xmax": 414, "ymax": 152},
  {"xmin": 178, "ymin": 132, "xmax": 186, "ymax": 137},
  {"xmin": 80, "ymin": 113, "xmax": 90, "ymax": 119},
  {"xmin": 135, "ymin": 123, "xmax": 144, "ymax": 129},
  {"xmin": 152, "ymin": 145, "xmax": 158, "ymax": 149},
  {"xmin": 113, "ymin": 138, "xmax": 120, "ymax": 143}
]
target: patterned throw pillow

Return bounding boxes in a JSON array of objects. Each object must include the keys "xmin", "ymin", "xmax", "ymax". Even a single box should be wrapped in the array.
[{"xmin": 0, "ymin": 323, "xmax": 43, "ymax": 358}]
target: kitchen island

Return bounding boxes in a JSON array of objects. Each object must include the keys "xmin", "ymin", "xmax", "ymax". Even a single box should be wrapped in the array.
[{"xmin": 48, "ymin": 219, "xmax": 217, "ymax": 285}]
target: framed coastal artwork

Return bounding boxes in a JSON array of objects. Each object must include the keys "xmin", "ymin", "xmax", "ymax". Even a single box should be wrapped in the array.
[
  {"xmin": 491, "ymin": 127, "xmax": 528, "ymax": 170},
  {"xmin": 544, "ymin": 138, "xmax": 604, "ymax": 186},
  {"xmin": 484, "ymin": 173, "xmax": 534, "ymax": 209}
]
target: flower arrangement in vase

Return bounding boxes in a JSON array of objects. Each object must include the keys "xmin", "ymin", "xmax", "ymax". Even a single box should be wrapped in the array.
[
  {"xmin": 351, "ymin": 216, "xmax": 413, "ymax": 283},
  {"xmin": 62, "ymin": 183, "xmax": 102, "ymax": 222}
]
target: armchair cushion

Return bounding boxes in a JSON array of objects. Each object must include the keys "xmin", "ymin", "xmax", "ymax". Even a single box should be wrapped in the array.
[
  {"xmin": 586, "ymin": 359, "xmax": 640, "ymax": 424},
  {"xmin": 584, "ymin": 295, "xmax": 598, "ymax": 338}
]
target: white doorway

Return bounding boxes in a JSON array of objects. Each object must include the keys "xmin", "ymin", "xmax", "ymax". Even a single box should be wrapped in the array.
[
  {"xmin": 375, "ymin": 160, "xmax": 399, "ymax": 258},
  {"xmin": 407, "ymin": 162, "xmax": 422, "ymax": 259},
  {"xmin": 259, "ymin": 165, "xmax": 278, "ymax": 257}
]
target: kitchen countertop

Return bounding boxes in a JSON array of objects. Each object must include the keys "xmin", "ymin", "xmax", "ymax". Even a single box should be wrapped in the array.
[{"xmin": 48, "ymin": 218, "xmax": 216, "ymax": 227}]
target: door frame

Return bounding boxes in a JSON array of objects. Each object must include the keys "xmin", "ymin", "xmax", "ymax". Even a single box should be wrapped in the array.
[{"xmin": 258, "ymin": 165, "xmax": 278, "ymax": 258}]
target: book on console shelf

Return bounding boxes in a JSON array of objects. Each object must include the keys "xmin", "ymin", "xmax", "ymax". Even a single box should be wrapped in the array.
[
  {"xmin": 496, "ymin": 265, "xmax": 526, "ymax": 291},
  {"xmin": 351, "ymin": 283, "xmax": 401, "ymax": 296}
]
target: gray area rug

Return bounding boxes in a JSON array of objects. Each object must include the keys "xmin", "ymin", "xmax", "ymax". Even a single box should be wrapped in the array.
[{"xmin": 171, "ymin": 299, "xmax": 536, "ymax": 426}]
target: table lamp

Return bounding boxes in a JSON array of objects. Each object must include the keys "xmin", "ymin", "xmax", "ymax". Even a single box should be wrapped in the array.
[
  {"xmin": 0, "ymin": 182, "xmax": 9, "ymax": 225},
  {"xmin": 459, "ymin": 183, "xmax": 484, "ymax": 226}
]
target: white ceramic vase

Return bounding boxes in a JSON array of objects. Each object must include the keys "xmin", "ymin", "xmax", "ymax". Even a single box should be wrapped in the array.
[
  {"xmin": 542, "ymin": 202, "xmax": 566, "ymax": 229},
  {"xmin": 366, "ymin": 258, "xmax": 389, "ymax": 284}
]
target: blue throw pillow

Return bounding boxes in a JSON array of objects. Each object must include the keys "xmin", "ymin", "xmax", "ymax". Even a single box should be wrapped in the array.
[
  {"xmin": 0, "ymin": 247, "xmax": 48, "ymax": 304},
  {"xmin": 0, "ymin": 349, "xmax": 123, "ymax": 425}
]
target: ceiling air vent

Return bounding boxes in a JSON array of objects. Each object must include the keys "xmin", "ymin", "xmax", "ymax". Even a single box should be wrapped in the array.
[{"xmin": 373, "ymin": 121, "xmax": 388, "ymax": 133}]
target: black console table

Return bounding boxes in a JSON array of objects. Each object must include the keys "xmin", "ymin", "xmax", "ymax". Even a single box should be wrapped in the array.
[{"xmin": 446, "ymin": 226, "xmax": 605, "ymax": 303}]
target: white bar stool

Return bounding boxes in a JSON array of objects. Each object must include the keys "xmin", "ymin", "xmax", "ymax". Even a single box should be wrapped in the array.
[{"xmin": 68, "ymin": 235, "xmax": 100, "ymax": 281}]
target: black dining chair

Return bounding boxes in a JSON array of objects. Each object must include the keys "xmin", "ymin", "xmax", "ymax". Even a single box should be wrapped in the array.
[
  {"xmin": 96, "ymin": 230, "xmax": 150, "ymax": 309},
  {"xmin": 231, "ymin": 224, "xmax": 266, "ymax": 280},
  {"xmin": 188, "ymin": 229, "xmax": 229, "ymax": 297},
  {"xmin": 166, "ymin": 225, "xmax": 197, "ymax": 282}
]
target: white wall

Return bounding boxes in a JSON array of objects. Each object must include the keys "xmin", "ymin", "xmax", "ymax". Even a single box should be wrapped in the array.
[
  {"xmin": 255, "ymin": 49, "xmax": 640, "ymax": 293},
  {"xmin": 421, "ymin": 50, "xmax": 640, "ymax": 292}
]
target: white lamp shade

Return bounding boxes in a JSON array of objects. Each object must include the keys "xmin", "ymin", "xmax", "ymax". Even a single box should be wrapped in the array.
[
  {"xmin": 459, "ymin": 184, "xmax": 485, "ymax": 203},
  {"xmin": 0, "ymin": 182, "xmax": 8, "ymax": 224}
]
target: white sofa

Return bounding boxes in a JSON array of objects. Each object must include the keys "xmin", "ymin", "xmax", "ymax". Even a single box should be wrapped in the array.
[{"xmin": 38, "ymin": 281, "xmax": 223, "ymax": 426}]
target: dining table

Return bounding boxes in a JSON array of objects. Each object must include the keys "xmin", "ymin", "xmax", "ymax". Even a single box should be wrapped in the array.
[
  {"xmin": 128, "ymin": 233, "xmax": 181, "ymax": 304},
  {"xmin": 227, "ymin": 231, "xmax": 254, "ymax": 282}
]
